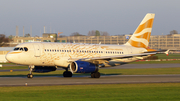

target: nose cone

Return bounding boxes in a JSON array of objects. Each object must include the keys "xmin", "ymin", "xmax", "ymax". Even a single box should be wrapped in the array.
[{"xmin": 5, "ymin": 53, "xmax": 13, "ymax": 63}]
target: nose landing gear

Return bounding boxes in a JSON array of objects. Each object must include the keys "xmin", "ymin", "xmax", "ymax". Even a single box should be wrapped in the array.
[{"xmin": 27, "ymin": 65, "xmax": 34, "ymax": 78}]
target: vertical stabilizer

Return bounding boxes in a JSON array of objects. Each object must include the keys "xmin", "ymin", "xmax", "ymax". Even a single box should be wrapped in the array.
[{"xmin": 125, "ymin": 13, "xmax": 155, "ymax": 48}]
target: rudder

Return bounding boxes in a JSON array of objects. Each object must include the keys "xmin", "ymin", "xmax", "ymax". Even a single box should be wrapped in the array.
[{"xmin": 125, "ymin": 13, "xmax": 155, "ymax": 48}]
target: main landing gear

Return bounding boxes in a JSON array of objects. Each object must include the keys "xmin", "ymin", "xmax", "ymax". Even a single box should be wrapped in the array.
[
  {"xmin": 91, "ymin": 72, "xmax": 100, "ymax": 78},
  {"xmin": 27, "ymin": 65, "xmax": 34, "ymax": 78},
  {"xmin": 63, "ymin": 68, "xmax": 72, "ymax": 77}
]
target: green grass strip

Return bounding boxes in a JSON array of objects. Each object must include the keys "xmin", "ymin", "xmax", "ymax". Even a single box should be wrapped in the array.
[{"xmin": 0, "ymin": 83, "xmax": 180, "ymax": 101}]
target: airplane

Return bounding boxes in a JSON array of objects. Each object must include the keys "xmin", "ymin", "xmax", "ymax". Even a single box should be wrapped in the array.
[{"xmin": 5, "ymin": 13, "xmax": 167, "ymax": 78}]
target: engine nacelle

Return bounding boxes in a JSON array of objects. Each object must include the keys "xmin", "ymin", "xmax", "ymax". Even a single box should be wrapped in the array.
[
  {"xmin": 70, "ymin": 61, "xmax": 98, "ymax": 73},
  {"xmin": 32, "ymin": 66, "xmax": 57, "ymax": 73}
]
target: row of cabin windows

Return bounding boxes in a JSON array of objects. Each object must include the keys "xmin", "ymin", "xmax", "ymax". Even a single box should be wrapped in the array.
[{"xmin": 44, "ymin": 49, "xmax": 124, "ymax": 54}]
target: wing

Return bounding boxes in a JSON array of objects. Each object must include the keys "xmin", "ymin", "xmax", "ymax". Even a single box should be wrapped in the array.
[
  {"xmin": 68, "ymin": 52, "xmax": 157, "ymax": 62},
  {"xmin": 144, "ymin": 50, "xmax": 169, "ymax": 55}
]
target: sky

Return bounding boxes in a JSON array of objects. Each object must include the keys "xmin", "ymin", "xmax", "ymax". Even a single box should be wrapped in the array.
[{"xmin": 0, "ymin": 0, "xmax": 180, "ymax": 37}]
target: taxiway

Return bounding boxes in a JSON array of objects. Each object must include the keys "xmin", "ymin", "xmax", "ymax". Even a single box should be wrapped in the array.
[{"xmin": 0, "ymin": 74, "xmax": 180, "ymax": 86}]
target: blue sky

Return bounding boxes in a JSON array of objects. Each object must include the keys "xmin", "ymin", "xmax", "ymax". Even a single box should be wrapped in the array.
[{"xmin": 0, "ymin": 0, "xmax": 180, "ymax": 36}]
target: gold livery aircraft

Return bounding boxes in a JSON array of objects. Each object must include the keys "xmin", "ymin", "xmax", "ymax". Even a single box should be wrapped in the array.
[{"xmin": 5, "ymin": 13, "xmax": 168, "ymax": 78}]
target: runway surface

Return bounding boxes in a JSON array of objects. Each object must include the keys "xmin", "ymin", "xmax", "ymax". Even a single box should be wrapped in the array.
[
  {"xmin": 0, "ymin": 63, "xmax": 180, "ymax": 86},
  {"xmin": 0, "ymin": 74, "xmax": 180, "ymax": 86}
]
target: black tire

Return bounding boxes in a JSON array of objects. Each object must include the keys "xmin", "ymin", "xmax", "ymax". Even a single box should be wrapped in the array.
[
  {"xmin": 67, "ymin": 71, "xmax": 72, "ymax": 77},
  {"xmin": 91, "ymin": 72, "xmax": 95, "ymax": 78},
  {"xmin": 27, "ymin": 74, "xmax": 30, "ymax": 78},
  {"xmin": 94, "ymin": 72, "xmax": 100, "ymax": 78},
  {"xmin": 27, "ymin": 74, "xmax": 33, "ymax": 78},
  {"xmin": 63, "ymin": 71, "xmax": 72, "ymax": 77}
]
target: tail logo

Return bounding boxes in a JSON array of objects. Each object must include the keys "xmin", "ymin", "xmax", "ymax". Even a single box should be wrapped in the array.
[{"xmin": 125, "ymin": 13, "xmax": 155, "ymax": 48}]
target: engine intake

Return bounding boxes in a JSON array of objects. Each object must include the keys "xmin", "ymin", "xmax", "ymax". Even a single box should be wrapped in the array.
[{"xmin": 70, "ymin": 61, "xmax": 98, "ymax": 73}]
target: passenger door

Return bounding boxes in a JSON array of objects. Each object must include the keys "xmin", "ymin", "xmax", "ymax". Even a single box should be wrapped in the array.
[{"xmin": 33, "ymin": 44, "xmax": 41, "ymax": 57}]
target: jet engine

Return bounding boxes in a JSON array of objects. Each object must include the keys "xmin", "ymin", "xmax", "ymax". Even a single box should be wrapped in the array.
[
  {"xmin": 32, "ymin": 66, "xmax": 57, "ymax": 73},
  {"xmin": 70, "ymin": 61, "xmax": 98, "ymax": 73}
]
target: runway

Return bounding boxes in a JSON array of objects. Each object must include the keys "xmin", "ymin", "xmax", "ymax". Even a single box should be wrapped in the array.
[{"xmin": 0, "ymin": 74, "xmax": 180, "ymax": 86}]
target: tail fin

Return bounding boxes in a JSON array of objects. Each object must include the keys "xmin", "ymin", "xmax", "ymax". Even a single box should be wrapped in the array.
[{"xmin": 125, "ymin": 13, "xmax": 155, "ymax": 48}]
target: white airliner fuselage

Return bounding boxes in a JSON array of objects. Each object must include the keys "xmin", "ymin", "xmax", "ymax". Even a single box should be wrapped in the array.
[{"xmin": 6, "ymin": 42, "xmax": 147, "ymax": 67}]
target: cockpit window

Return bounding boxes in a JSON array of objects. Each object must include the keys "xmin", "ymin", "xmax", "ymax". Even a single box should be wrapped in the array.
[
  {"xmin": 24, "ymin": 47, "xmax": 28, "ymax": 51},
  {"xmin": 14, "ymin": 48, "xmax": 20, "ymax": 51},
  {"xmin": 13, "ymin": 47, "xmax": 28, "ymax": 52},
  {"xmin": 20, "ymin": 48, "xmax": 23, "ymax": 51}
]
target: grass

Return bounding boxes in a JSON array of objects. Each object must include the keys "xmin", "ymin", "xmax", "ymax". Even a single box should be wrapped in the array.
[
  {"xmin": 0, "ymin": 83, "xmax": 180, "ymax": 101},
  {"xmin": 100, "ymin": 67, "xmax": 180, "ymax": 75},
  {"xmin": 0, "ymin": 66, "xmax": 27, "ymax": 70},
  {"xmin": 156, "ymin": 53, "xmax": 180, "ymax": 59},
  {"xmin": 131, "ymin": 60, "xmax": 180, "ymax": 64}
]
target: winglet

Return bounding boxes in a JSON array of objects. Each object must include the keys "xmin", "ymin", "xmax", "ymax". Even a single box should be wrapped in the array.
[{"xmin": 165, "ymin": 50, "xmax": 169, "ymax": 56}]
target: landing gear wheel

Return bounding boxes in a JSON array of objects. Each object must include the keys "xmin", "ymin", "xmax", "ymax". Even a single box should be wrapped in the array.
[
  {"xmin": 27, "ymin": 74, "xmax": 33, "ymax": 78},
  {"xmin": 63, "ymin": 71, "xmax": 72, "ymax": 77},
  {"xmin": 91, "ymin": 72, "xmax": 100, "ymax": 78},
  {"xmin": 91, "ymin": 72, "xmax": 95, "ymax": 78},
  {"xmin": 94, "ymin": 72, "xmax": 100, "ymax": 78}
]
